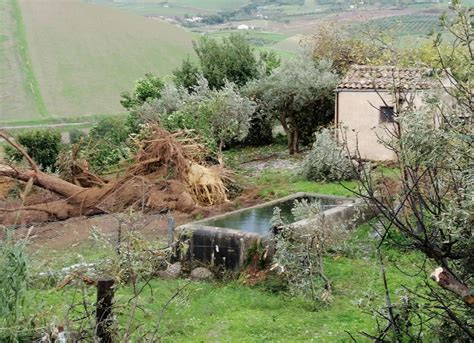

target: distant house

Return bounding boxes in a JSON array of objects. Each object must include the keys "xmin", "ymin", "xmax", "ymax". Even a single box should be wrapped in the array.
[
  {"xmin": 335, "ymin": 65, "xmax": 445, "ymax": 161},
  {"xmin": 237, "ymin": 24, "xmax": 250, "ymax": 30},
  {"xmin": 184, "ymin": 16, "xmax": 203, "ymax": 23}
]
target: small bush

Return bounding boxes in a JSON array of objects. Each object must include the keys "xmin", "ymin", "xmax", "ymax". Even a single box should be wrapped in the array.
[
  {"xmin": 0, "ymin": 232, "xmax": 37, "ymax": 341},
  {"xmin": 69, "ymin": 128, "xmax": 87, "ymax": 144},
  {"xmin": 89, "ymin": 116, "xmax": 129, "ymax": 144},
  {"xmin": 271, "ymin": 199, "xmax": 346, "ymax": 303},
  {"xmin": 85, "ymin": 143, "xmax": 130, "ymax": 173},
  {"xmin": 84, "ymin": 116, "xmax": 131, "ymax": 172},
  {"xmin": 5, "ymin": 129, "xmax": 61, "ymax": 171},
  {"xmin": 299, "ymin": 128, "xmax": 355, "ymax": 182},
  {"xmin": 243, "ymin": 111, "xmax": 274, "ymax": 146},
  {"xmin": 120, "ymin": 73, "xmax": 164, "ymax": 110}
]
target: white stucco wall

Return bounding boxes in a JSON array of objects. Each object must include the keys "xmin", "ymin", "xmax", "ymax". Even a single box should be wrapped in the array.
[{"xmin": 336, "ymin": 90, "xmax": 425, "ymax": 161}]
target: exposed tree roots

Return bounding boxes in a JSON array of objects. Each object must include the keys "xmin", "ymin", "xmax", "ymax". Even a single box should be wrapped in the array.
[{"xmin": 0, "ymin": 127, "xmax": 230, "ymax": 225}]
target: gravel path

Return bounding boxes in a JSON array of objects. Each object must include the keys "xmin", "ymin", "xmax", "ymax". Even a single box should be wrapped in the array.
[{"xmin": 241, "ymin": 151, "xmax": 307, "ymax": 176}]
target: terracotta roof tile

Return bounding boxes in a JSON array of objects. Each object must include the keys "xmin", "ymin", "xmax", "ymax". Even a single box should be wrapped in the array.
[{"xmin": 337, "ymin": 65, "xmax": 436, "ymax": 90}]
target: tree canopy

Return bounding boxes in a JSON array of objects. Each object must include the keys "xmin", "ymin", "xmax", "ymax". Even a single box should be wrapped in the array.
[
  {"xmin": 120, "ymin": 73, "xmax": 164, "ymax": 110},
  {"xmin": 246, "ymin": 55, "xmax": 338, "ymax": 154},
  {"xmin": 193, "ymin": 34, "xmax": 259, "ymax": 89},
  {"xmin": 172, "ymin": 57, "xmax": 200, "ymax": 91},
  {"xmin": 309, "ymin": 23, "xmax": 389, "ymax": 75}
]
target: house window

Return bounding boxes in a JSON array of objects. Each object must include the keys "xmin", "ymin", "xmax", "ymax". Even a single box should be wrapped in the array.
[{"xmin": 380, "ymin": 106, "xmax": 395, "ymax": 123}]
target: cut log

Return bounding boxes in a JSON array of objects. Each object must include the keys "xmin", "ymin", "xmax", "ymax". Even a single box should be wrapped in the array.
[{"xmin": 431, "ymin": 267, "xmax": 474, "ymax": 306}]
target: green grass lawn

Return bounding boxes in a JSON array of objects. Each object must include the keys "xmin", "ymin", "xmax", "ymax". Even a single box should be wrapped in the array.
[
  {"xmin": 256, "ymin": 170, "xmax": 358, "ymax": 199},
  {"xmin": 224, "ymin": 141, "xmax": 360, "ymax": 199},
  {"xmin": 26, "ymin": 221, "xmax": 426, "ymax": 342}
]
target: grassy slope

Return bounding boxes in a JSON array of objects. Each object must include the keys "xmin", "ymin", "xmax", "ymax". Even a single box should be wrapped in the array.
[
  {"xmin": 16, "ymin": 0, "xmax": 195, "ymax": 120},
  {"xmin": 0, "ymin": 0, "xmax": 46, "ymax": 122}
]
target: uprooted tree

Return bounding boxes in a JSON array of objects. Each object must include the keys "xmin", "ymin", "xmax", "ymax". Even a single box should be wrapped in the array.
[{"xmin": 0, "ymin": 126, "xmax": 230, "ymax": 225}]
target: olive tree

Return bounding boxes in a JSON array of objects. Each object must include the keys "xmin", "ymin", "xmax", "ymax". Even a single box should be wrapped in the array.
[
  {"xmin": 299, "ymin": 128, "xmax": 355, "ymax": 182},
  {"xmin": 246, "ymin": 54, "xmax": 338, "ymax": 155},
  {"xmin": 204, "ymin": 81, "xmax": 256, "ymax": 151},
  {"xmin": 348, "ymin": 2, "xmax": 473, "ymax": 340},
  {"xmin": 130, "ymin": 78, "xmax": 256, "ymax": 152}
]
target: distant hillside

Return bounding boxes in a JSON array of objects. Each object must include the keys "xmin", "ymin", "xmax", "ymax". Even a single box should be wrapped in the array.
[
  {"xmin": 0, "ymin": 0, "xmax": 44, "ymax": 122},
  {"xmin": 3, "ymin": 0, "xmax": 195, "ymax": 122},
  {"xmin": 91, "ymin": 0, "xmax": 251, "ymax": 16}
]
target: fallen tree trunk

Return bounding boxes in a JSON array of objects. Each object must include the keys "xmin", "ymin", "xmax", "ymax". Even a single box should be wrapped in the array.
[
  {"xmin": 0, "ymin": 165, "xmax": 84, "ymax": 198},
  {"xmin": 0, "ymin": 165, "xmax": 111, "ymax": 223},
  {"xmin": 0, "ymin": 166, "xmax": 166, "ymax": 224}
]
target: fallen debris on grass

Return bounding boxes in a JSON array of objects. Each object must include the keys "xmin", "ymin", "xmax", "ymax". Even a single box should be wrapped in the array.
[{"xmin": 0, "ymin": 126, "xmax": 231, "ymax": 225}]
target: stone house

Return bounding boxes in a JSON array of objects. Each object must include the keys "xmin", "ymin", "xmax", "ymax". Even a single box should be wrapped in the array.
[{"xmin": 335, "ymin": 65, "xmax": 443, "ymax": 161}]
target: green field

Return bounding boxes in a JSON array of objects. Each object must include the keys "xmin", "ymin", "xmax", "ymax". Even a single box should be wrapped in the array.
[
  {"xmin": 0, "ymin": 0, "xmax": 45, "ymax": 122},
  {"xmin": 2, "ymin": 0, "xmax": 195, "ymax": 123},
  {"xmin": 207, "ymin": 29, "xmax": 289, "ymax": 47},
  {"xmin": 1, "ymin": 0, "xmax": 455, "ymax": 125},
  {"xmin": 92, "ymin": 0, "xmax": 251, "ymax": 16}
]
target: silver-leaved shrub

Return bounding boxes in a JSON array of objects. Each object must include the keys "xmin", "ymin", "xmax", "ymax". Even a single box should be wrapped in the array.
[{"xmin": 299, "ymin": 128, "xmax": 355, "ymax": 182}]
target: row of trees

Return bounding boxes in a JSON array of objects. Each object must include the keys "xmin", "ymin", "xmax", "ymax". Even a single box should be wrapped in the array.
[{"xmin": 121, "ymin": 34, "xmax": 338, "ymax": 155}]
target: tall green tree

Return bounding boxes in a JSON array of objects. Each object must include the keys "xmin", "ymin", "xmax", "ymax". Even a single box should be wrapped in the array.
[
  {"xmin": 193, "ymin": 34, "xmax": 259, "ymax": 89},
  {"xmin": 246, "ymin": 55, "xmax": 338, "ymax": 155}
]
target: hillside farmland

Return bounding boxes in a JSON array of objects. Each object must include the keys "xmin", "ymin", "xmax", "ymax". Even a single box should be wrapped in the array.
[
  {"xmin": 2, "ymin": 0, "xmax": 195, "ymax": 123},
  {"xmin": 0, "ymin": 0, "xmax": 44, "ymax": 122},
  {"xmin": 92, "ymin": 0, "xmax": 252, "ymax": 16}
]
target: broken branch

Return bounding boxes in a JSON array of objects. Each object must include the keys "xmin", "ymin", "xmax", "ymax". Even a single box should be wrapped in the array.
[
  {"xmin": 431, "ymin": 267, "xmax": 474, "ymax": 306},
  {"xmin": 0, "ymin": 130, "xmax": 39, "ymax": 173}
]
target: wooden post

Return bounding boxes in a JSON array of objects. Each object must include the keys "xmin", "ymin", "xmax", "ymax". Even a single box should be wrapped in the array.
[
  {"xmin": 167, "ymin": 215, "xmax": 175, "ymax": 246},
  {"xmin": 96, "ymin": 277, "xmax": 115, "ymax": 343}
]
